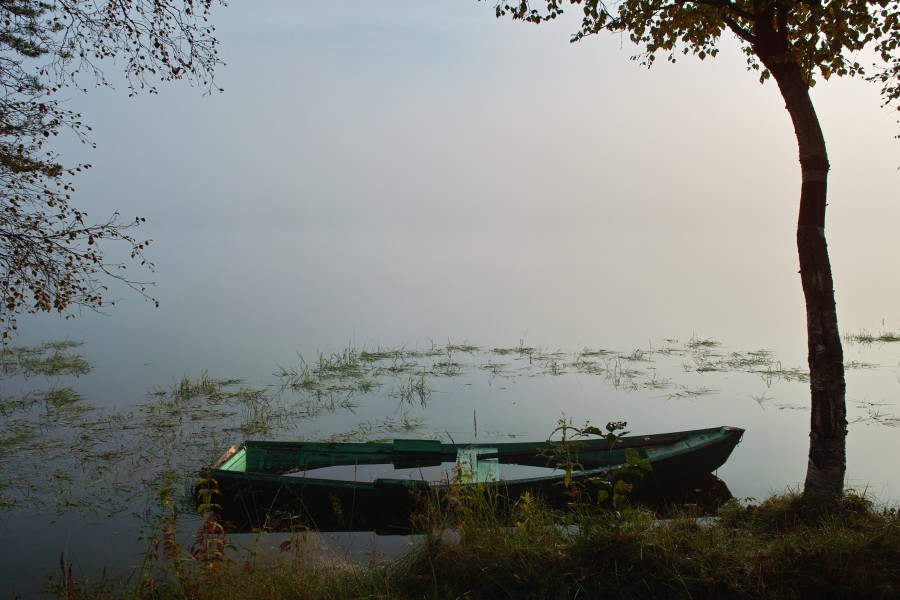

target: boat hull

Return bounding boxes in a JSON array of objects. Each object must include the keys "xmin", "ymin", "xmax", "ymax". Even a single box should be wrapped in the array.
[{"xmin": 199, "ymin": 426, "xmax": 744, "ymax": 533}]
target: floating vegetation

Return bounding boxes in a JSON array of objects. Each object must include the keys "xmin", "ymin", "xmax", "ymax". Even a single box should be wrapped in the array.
[
  {"xmin": 541, "ymin": 358, "xmax": 565, "ymax": 376},
  {"xmin": 492, "ymin": 339, "xmax": 538, "ymax": 359},
  {"xmin": 751, "ymin": 393, "xmax": 774, "ymax": 408},
  {"xmin": 431, "ymin": 357, "xmax": 463, "ymax": 377},
  {"xmin": 642, "ymin": 371, "xmax": 671, "ymax": 390},
  {"xmin": 685, "ymin": 335, "xmax": 721, "ymax": 350},
  {"xmin": 393, "ymin": 372, "xmax": 431, "ymax": 407},
  {"xmin": 844, "ymin": 329, "xmax": 900, "ymax": 345},
  {"xmin": 479, "ymin": 360, "xmax": 507, "ymax": 376},
  {"xmin": 445, "ymin": 342, "xmax": 480, "ymax": 354},
  {"xmin": 850, "ymin": 399, "xmax": 900, "ymax": 427},
  {"xmin": 774, "ymin": 402, "xmax": 806, "ymax": 411},
  {"xmin": 749, "ymin": 394, "xmax": 806, "ymax": 413},
  {"xmin": 682, "ymin": 347, "xmax": 810, "ymax": 386},
  {"xmin": 0, "ymin": 340, "xmax": 90, "ymax": 377},
  {"xmin": 326, "ymin": 412, "xmax": 428, "ymax": 442},
  {"xmin": 578, "ymin": 347, "xmax": 614, "ymax": 358},
  {"xmin": 845, "ymin": 360, "xmax": 879, "ymax": 370},
  {"xmin": 659, "ymin": 386, "xmax": 718, "ymax": 401}
]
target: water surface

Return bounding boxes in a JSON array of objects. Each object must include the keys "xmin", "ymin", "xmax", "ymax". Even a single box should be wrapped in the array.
[{"xmin": 1, "ymin": 334, "xmax": 898, "ymax": 596}]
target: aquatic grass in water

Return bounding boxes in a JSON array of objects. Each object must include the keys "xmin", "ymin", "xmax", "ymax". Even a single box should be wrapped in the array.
[
  {"xmin": 394, "ymin": 372, "xmax": 431, "ymax": 407},
  {"xmin": 682, "ymin": 346, "xmax": 811, "ymax": 385},
  {"xmin": 850, "ymin": 399, "xmax": 900, "ymax": 427},
  {"xmin": 845, "ymin": 360, "xmax": 879, "ymax": 370},
  {"xmin": 659, "ymin": 385, "xmax": 718, "ymax": 401},
  {"xmin": 0, "ymin": 349, "xmax": 446, "ymax": 520},
  {"xmin": 327, "ymin": 413, "xmax": 428, "ymax": 442},
  {"xmin": 844, "ymin": 329, "xmax": 900, "ymax": 345},
  {"xmin": 270, "ymin": 339, "xmax": 727, "ymax": 403},
  {"xmin": 685, "ymin": 335, "xmax": 721, "ymax": 350},
  {"xmin": 0, "ymin": 340, "xmax": 90, "ymax": 377},
  {"xmin": 0, "ymin": 360, "xmax": 294, "ymax": 517}
]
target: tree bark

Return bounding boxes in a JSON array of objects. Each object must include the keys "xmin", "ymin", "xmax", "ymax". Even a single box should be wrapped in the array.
[{"xmin": 755, "ymin": 13, "xmax": 847, "ymax": 505}]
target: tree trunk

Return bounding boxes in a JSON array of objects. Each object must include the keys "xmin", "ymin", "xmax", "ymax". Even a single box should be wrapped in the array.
[{"xmin": 756, "ymin": 27, "xmax": 847, "ymax": 505}]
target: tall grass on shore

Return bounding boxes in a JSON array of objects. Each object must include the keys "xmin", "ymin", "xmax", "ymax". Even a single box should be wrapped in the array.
[{"xmin": 49, "ymin": 487, "xmax": 900, "ymax": 600}]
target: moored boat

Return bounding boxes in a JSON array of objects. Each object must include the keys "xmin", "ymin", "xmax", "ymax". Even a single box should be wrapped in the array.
[{"xmin": 198, "ymin": 425, "xmax": 743, "ymax": 532}]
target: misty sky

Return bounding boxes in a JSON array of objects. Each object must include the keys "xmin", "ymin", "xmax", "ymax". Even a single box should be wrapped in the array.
[{"xmin": 21, "ymin": 0, "xmax": 900, "ymax": 378}]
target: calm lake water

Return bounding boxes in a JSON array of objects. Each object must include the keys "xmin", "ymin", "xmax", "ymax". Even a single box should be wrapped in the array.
[{"xmin": 2, "ymin": 330, "xmax": 899, "ymax": 597}]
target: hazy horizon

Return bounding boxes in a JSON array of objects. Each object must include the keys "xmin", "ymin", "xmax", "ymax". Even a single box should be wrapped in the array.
[{"xmin": 13, "ymin": 0, "xmax": 899, "ymax": 381}]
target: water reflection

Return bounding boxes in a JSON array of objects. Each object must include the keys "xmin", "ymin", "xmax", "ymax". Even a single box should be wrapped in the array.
[
  {"xmin": 631, "ymin": 473, "xmax": 734, "ymax": 515},
  {"xmin": 217, "ymin": 473, "xmax": 734, "ymax": 535}
]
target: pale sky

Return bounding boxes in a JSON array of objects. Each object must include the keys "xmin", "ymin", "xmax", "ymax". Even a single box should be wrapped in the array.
[{"xmin": 24, "ymin": 0, "xmax": 900, "ymax": 377}]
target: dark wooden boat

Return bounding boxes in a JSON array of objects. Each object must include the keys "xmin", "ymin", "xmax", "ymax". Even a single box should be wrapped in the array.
[{"xmin": 199, "ymin": 425, "xmax": 743, "ymax": 532}]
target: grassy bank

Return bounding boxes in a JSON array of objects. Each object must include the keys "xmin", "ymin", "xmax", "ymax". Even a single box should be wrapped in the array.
[{"xmin": 51, "ymin": 490, "xmax": 899, "ymax": 600}]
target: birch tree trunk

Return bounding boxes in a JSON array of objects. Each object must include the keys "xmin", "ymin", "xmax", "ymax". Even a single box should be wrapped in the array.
[{"xmin": 756, "ymin": 17, "xmax": 847, "ymax": 505}]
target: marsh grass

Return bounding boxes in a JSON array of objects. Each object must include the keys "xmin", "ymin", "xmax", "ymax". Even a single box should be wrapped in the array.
[
  {"xmin": 328, "ymin": 412, "xmax": 426, "ymax": 441},
  {"xmin": 0, "ymin": 343, "xmax": 440, "ymax": 519},
  {"xmin": 845, "ymin": 360, "xmax": 880, "ymax": 370},
  {"xmin": 850, "ymin": 399, "xmax": 900, "ymax": 427},
  {"xmin": 1, "ymin": 363, "xmax": 295, "ymax": 517},
  {"xmin": 0, "ymin": 340, "xmax": 90, "ymax": 377},
  {"xmin": 683, "ymin": 347, "xmax": 811, "ymax": 385},
  {"xmin": 660, "ymin": 385, "xmax": 718, "ymax": 401},
  {"xmin": 268, "ymin": 337, "xmax": 825, "ymax": 419},
  {"xmin": 50, "ymin": 488, "xmax": 900, "ymax": 600},
  {"xmin": 844, "ymin": 329, "xmax": 900, "ymax": 345}
]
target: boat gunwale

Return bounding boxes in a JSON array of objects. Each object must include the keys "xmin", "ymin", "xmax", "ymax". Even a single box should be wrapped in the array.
[{"xmin": 204, "ymin": 426, "xmax": 744, "ymax": 489}]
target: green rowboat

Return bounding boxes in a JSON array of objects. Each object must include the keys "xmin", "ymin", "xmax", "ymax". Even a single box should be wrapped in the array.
[{"xmin": 199, "ymin": 425, "xmax": 743, "ymax": 532}]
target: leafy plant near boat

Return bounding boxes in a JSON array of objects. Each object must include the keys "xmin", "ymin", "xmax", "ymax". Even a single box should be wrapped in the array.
[{"xmin": 543, "ymin": 418, "xmax": 651, "ymax": 510}]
